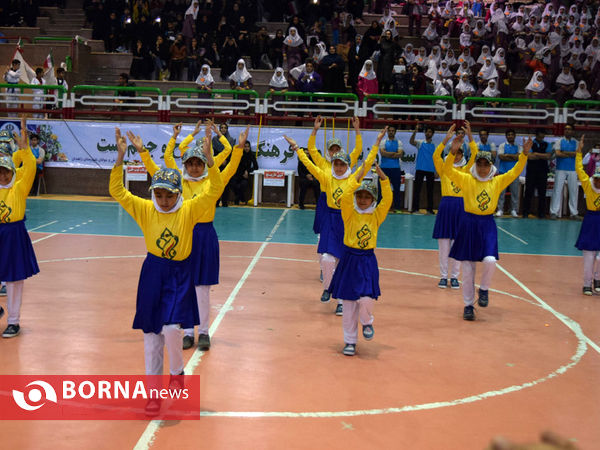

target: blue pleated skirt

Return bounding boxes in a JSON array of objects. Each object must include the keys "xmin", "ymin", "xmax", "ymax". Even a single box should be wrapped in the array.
[
  {"xmin": 317, "ymin": 206, "xmax": 344, "ymax": 258},
  {"xmin": 313, "ymin": 191, "xmax": 327, "ymax": 234},
  {"xmin": 575, "ymin": 210, "xmax": 600, "ymax": 251},
  {"xmin": 432, "ymin": 196, "xmax": 465, "ymax": 239},
  {"xmin": 449, "ymin": 213, "xmax": 499, "ymax": 262},
  {"xmin": 329, "ymin": 246, "xmax": 380, "ymax": 301},
  {"xmin": 134, "ymin": 253, "xmax": 199, "ymax": 334},
  {"xmin": 191, "ymin": 221, "xmax": 219, "ymax": 286},
  {"xmin": 0, "ymin": 220, "xmax": 39, "ymax": 282}
]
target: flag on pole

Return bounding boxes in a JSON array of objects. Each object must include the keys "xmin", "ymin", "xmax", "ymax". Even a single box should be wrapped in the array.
[
  {"xmin": 11, "ymin": 38, "xmax": 36, "ymax": 83},
  {"xmin": 43, "ymin": 51, "xmax": 57, "ymax": 85}
]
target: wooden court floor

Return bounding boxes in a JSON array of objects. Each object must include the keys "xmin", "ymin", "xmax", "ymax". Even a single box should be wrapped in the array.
[{"xmin": 0, "ymin": 199, "xmax": 599, "ymax": 450}]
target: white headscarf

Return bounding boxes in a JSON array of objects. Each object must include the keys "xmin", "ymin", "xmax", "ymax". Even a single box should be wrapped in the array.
[
  {"xmin": 556, "ymin": 68, "xmax": 575, "ymax": 85},
  {"xmin": 359, "ymin": 59, "xmax": 377, "ymax": 80},
  {"xmin": 574, "ymin": 81, "xmax": 591, "ymax": 99},
  {"xmin": 185, "ymin": 0, "xmax": 199, "ymax": 20},
  {"xmin": 491, "ymin": 8, "xmax": 508, "ymax": 33},
  {"xmin": 477, "ymin": 46, "xmax": 491, "ymax": 65},
  {"xmin": 478, "ymin": 59, "xmax": 498, "ymax": 80},
  {"xmin": 416, "ymin": 47, "xmax": 428, "ymax": 67},
  {"xmin": 425, "ymin": 59, "xmax": 439, "ymax": 80},
  {"xmin": 440, "ymin": 35, "xmax": 451, "ymax": 51},
  {"xmin": 570, "ymin": 40, "xmax": 584, "ymax": 57},
  {"xmin": 284, "ymin": 27, "xmax": 303, "ymax": 47},
  {"xmin": 428, "ymin": 46, "xmax": 441, "ymax": 65},
  {"xmin": 585, "ymin": 38, "xmax": 600, "ymax": 58},
  {"xmin": 0, "ymin": 174, "xmax": 15, "ymax": 189},
  {"xmin": 459, "ymin": 25, "xmax": 472, "ymax": 47},
  {"xmin": 151, "ymin": 191, "xmax": 183, "ymax": 214},
  {"xmin": 535, "ymin": 46, "xmax": 552, "ymax": 65},
  {"xmin": 195, "ymin": 64, "xmax": 214, "ymax": 86},
  {"xmin": 470, "ymin": 163, "xmax": 497, "ymax": 181},
  {"xmin": 482, "ymin": 79, "xmax": 501, "ymax": 97},
  {"xmin": 525, "ymin": 71, "xmax": 545, "ymax": 93},
  {"xmin": 456, "ymin": 75, "xmax": 475, "ymax": 94},
  {"xmin": 443, "ymin": 49, "xmax": 457, "ymax": 67},
  {"xmin": 269, "ymin": 67, "xmax": 289, "ymax": 88},
  {"xmin": 423, "ymin": 22, "xmax": 438, "ymax": 40},
  {"xmin": 512, "ymin": 16, "xmax": 525, "ymax": 32},
  {"xmin": 493, "ymin": 48, "xmax": 506, "ymax": 67},
  {"xmin": 314, "ymin": 41, "xmax": 327, "ymax": 62},
  {"xmin": 433, "ymin": 79, "xmax": 449, "ymax": 96},
  {"xmin": 458, "ymin": 49, "xmax": 475, "ymax": 67},
  {"xmin": 455, "ymin": 62, "xmax": 470, "ymax": 78},
  {"xmin": 289, "ymin": 63, "xmax": 305, "ymax": 80},
  {"xmin": 229, "ymin": 59, "xmax": 252, "ymax": 83},
  {"xmin": 438, "ymin": 61, "xmax": 452, "ymax": 78},
  {"xmin": 515, "ymin": 38, "xmax": 527, "ymax": 50},
  {"xmin": 403, "ymin": 43, "xmax": 415, "ymax": 64},
  {"xmin": 568, "ymin": 53, "xmax": 583, "ymax": 71}
]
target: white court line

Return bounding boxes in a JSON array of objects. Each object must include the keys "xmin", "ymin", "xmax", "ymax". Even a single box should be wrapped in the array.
[
  {"xmin": 497, "ymin": 225, "xmax": 528, "ymax": 245},
  {"xmin": 28, "ymin": 220, "xmax": 58, "ymax": 232},
  {"xmin": 497, "ymin": 263, "xmax": 600, "ymax": 355},
  {"xmin": 31, "ymin": 233, "xmax": 58, "ymax": 244},
  {"xmin": 133, "ymin": 209, "xmax": 290, "ymax": 450}
]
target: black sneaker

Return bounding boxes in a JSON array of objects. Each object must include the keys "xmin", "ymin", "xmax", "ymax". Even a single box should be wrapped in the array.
[
  {"xmin": 182, "ymin": 335, "xmax": 194, "ymax": 350},
  {"xmin": 320, "ymin": 290, "xmax": 331, "ymax": 303},
  {"xmin": 594, "ymin": 279, "xmax": 600, "ymax": 293},
  {"xmin": 477, "ymin": 289, "xmax": 489, "ymax": 307},
  {"xmin": 583, "ymin": 286, "xmax": 593, "ymax": 296},
  {"xmin": 463, "ymin": 305, "xmax": 475, "ymax": 321},
  {"xmin": 362, "ymin": 324, "xmax": 374, "ymax": 340},
  {"xmin": 450, "ymin": 278, "xmax": 460, "ymax": 289},
  {"xmin": 342, "ymin": 343, "xmax": 356, "ymax": 356},
  {"xmin": 335, "ymin": 303, "xmax": 343, "ymax": 316},
  {"xmin": 438, "ymin": 278, "xmax": 448, "ymax": 289},
  {"xmin": 0, "ymin": 306, "xmax": 4, "ymax": 320},
  {"xmin": 197, "ymin": 333, "xmax": 211, "ymax": 350},
  {"xmin": 2, "ymin": 324, "xmax": 20, "ymax": 338},
  {"xmin": 0, "ymin": 285, "xmax": 6, "ymax": 296}
]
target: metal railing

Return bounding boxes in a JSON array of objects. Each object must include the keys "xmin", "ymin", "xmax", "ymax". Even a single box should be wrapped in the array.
[{"xmin": 0, "ymin": 85, "xmax": 586, "ymax": 131}]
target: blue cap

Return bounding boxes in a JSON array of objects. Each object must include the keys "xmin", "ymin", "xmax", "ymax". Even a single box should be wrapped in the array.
[
  {"xmin": 356, "ymin": 179, "xmax": 378, "ymax": 199},
  {"xmin": 0, "ymin": 130, "xmax": 12, "ymax": 142},
  {"xmin": 0, "ymin": 155, "xmax": 15, "ymax": 173},
  {"xmin": 331, "ymin": 150, "xmax": 350, "ymax": 166},
  {"xmin": 149, "ymin": 168, "xmax": 182, "ymax": 193},
  {"xmin": 182, "ymin": 141, "xmax": 208, "ymax": 164}
]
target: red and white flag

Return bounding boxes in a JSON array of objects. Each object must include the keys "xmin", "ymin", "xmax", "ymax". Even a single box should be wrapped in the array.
[{"xmin": 11, "ymin": 38, "xmax": 36, "ymax": 83}]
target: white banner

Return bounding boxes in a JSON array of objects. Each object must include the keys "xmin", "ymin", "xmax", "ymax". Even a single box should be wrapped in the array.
[{"xmin": 0, "ymin": 119, "xmax": 559, "ymax": 177}]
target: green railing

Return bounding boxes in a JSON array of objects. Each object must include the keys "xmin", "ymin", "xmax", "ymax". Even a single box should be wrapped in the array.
[
  {"xmin": 365, "ymin": 94, "xmax": 456, "ymax": 104},
  {"xmin": 32, "ymin": 36, "xmax": 74, "ymax": 43},
  {"xmin": 564, "ymin": 100, "xmax": 600, "ymax": 109}
]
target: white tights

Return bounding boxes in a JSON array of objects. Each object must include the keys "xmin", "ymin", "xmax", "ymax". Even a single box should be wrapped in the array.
[
  {"xmin": 438, "ymin": 239, "xmax": 461, "ymax": 279},
  {"xmin": 583, "ymin": 251, "xmax": 600, "ymax": 286},
  {"xmin": 461, "ymin": 257, "xmax": 496, "ymax": 306},
  {"xmin": 342, "ymin": 297, "xmax": 375, "ymax": 344},
  {"xmin": 184, "ymin": 285, "xmax": 211, "ymax": 337},
  {"xmin": 6, "ymin": 280, "xmax": 24, "ymax": 325},
  {"xmin": 143, "ymin": 324, "xmax": 184, "ymax": 376}
]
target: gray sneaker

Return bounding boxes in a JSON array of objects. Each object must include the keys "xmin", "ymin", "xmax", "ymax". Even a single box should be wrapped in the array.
[
  {"xmin": 335, "ymin": 303, "xmax": 343, "ymax": 316},
  {"xmin": 342, "ymin": 343, "xmax": 356, "ymax": 356},
  {"xmin": 320, "ymin": 290, "xmax": 331, "ymax": 303},
  {"xmin": 0, "ymin": 285, "xmax": 6, "ymax": 296},
  {"xmin": 362, "ymin": 324, "xmax": 374, "ymax": 340},
  {"xmin": 2, "ymin": 324, "xmax": 20, "ymax": 338}
]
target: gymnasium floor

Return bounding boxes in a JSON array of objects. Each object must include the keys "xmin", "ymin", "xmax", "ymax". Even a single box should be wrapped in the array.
[{"xmin": 1, "ymin": 198, "xmax": 599, "ymax": 450}]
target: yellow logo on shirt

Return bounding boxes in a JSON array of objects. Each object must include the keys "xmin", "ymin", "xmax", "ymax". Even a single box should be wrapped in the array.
[
  {"xmin": 594, "ymin": 196, "xmax": 600, "ymax": 209},
  {"xmin": 0, "ymin": 201, "xmax": 12, "ymax": 222},
  {"xmin": 357, "ymin": 224, "xmax": 372, "ymax": 249},
  {"xmin": 332, "ymin": 187, "xmax": 343, "ymax": 207},
  {"xmin": 156, "ymin": 227, "xmax": 179, "ymax": 259},
  {"xmin": 451, "ymin": 181, "xmax": 461, "ymax": 194},
  {"xmin": 477, "ymin": 189, "xmax": 491, "ymax": 212}
]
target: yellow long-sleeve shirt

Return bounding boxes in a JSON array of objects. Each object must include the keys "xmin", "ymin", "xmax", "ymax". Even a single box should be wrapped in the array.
[
  {"xmin": 443, "ymin": 152, "xmax": 527, "ymax": 215},
  {"xmin": 0, "ymin": 147, "xmax": 35, "ymax": 223},
  {"xmin": 576, "ymin": 153, "xmax": 600, "ymax": 211},
  {"xmin": 297, "ymin": 144, "xmax": 379, "ymax": 209},
  {"xmin": 307, "ymin": 134, "xmax": 363, "ymax": 171},
  {"xmin": 109, "ymin": 162, "xmax": 223, "ymax": 260},
  {"xmin": 340, "ymin": 176, "xmax": 392, "ymax": 250},
  {"xmin": 433, "ymin": 141, "xmax": 478, "ymax": 197},
  {"xmin": 140, "ymin": 134, "xmax": 236, "ymax": 205}
]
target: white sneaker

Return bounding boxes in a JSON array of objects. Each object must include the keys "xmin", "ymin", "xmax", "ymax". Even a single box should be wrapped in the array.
[
  {"xmin": 495, "ymin": 210, "xmax": 503, "ymax": 217},
  {"xmin": 511, "ymin": 210, "xmax": 518, "ymax": 218}
]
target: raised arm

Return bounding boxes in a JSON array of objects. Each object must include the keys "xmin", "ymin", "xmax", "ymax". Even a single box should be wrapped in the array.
[
  {"xmin": 284, "ymin": 134, "xmax": 326, "ymax": 186},
  {"xmin": 176, "ymin": 119, "xmax": 203, "ymax": 158},
  {"xmin": 496, "ymin": 137, "xmax": 531, "ymax": 192},
  {"xmin": 465, "ymin": 140, "xmax": 479, "ymax": 171},
  {"xmin": 374, "ymin": 164, "xmax": 392, "ymax": 224},
  {"xmin": 220, "ymin": 126, "xmax": 248, "ymax": 184},
  {"xmin": 11, "ymin": 119, "xmax": 36, "ymax": 195},
  {"xmin": 442, "ymin": 135, "xmax": 471, "ymax": 189},
  {"xmin": 212, "ymin": 120, "xmax": 233, "ymax": 167},
  {"xmin": 127, "ymin": 130, "xmax": 160, "ymax": 177},
  {"xmin": 163, "ymin": 123, "xmax": 183, "ymax": 170},
  {"xmin": 575, "ymin": 135, "xmax": 589, "ymax": 186},
  {"xmin": 307, "ymin": 115, "xmax": 327, "ymax": 167},
  {"xmin": 349, "ymin": 116, "xmax": 363, "ymax": 167},
  {"xmin": 189, "ymin": 138, "xmax": 223, "ymax": 219},
  {"xmin": 409, "ymin": 121, "xmax": 419, "ymax": 148},
  {"xmin": 434, "ymin": 124, "xmax": 456, "ymax": 175}
]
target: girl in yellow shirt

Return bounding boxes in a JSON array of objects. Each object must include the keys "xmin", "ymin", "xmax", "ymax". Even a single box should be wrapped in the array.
[
  {"xmin": 110, "ymin": 128, "xmax": 222, "ymax": 415},
  {"xmin": 574, "ymin": 136, "xmax": 600, "ymax": 295},
  {"xmin": 443, "ymin": 135, "xmax": 532, "ymax": 321},
  {"xmin": 134, "ymin": 120, "xmax": 245, "ymax": 351},
  {"xmin": 0, "ymin": 119, "xmax": 39, "ymax": 338}
]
